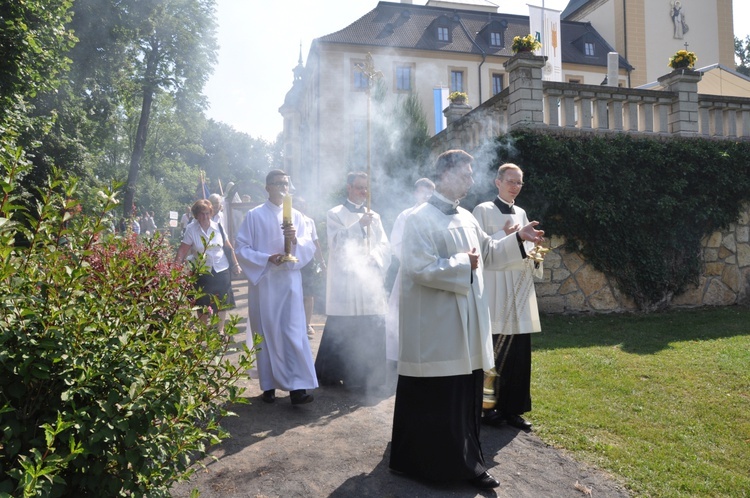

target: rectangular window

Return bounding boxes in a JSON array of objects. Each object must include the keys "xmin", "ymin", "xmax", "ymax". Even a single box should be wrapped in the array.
[
  {"xmin": 352, "ymin": 60, "xmax": 368, "ymax": 90},
  {"xmin": 396, "ymin": 65, "xmax": 412, "ymax": 91},
  {"xmin": 490, "ymin": 32, "xmax": 502, "ymax": 47},
  {"xmin": 584, "ymin": 42, "xmax": 595, "ymax": 56},
  {"xmin": 451, "ymin": 70, "xmax": 464, "ymax": 93},
  {"xmin": 438, "ymin": 26, "xmax": 449, "ymax": 42},
  {"xmin": 492, "ymin": 73, "xmax": 504, "ymax": 95}
]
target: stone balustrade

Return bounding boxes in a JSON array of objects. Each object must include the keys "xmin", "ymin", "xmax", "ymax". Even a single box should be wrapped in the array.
[
  {"xmin": 429, "ymin": 53, "xmax": 750, "ymax": 312},
  {"xmin": 432, "ymin": 53, "xmax": 750, "ymax": 154}
]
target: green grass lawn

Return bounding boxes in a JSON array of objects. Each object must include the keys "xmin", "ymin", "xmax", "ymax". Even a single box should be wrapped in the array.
[{"xmin": 531, "ymin": 305, "xmax": 750, "ymax": 497}]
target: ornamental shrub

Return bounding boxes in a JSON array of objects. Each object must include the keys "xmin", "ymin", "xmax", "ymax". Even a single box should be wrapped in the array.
[
  {"xmin": 493, "ymin": 130, "xmax": 750, "ymax": 310},
  {"xmin": 0, "ymin": 148, "xmax": 253, "ymax": 496}
]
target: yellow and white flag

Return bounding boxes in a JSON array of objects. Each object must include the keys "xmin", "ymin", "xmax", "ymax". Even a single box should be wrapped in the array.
[{"xmin": 528, "ymin": 4, "xmax": 562, "ymax": 82}]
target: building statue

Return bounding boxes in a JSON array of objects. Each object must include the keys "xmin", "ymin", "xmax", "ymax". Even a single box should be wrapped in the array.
[{"xmin": 670, "ymin": 1, "xmax": 689, "ymax": 39}]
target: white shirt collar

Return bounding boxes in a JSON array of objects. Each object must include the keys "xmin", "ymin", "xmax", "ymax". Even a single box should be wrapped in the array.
[
  {"xmin": 497, "ymin": 195, "xmax": 514, "ymax": 208},
  {"xmin": 346, "ymin": 198, "xmax": 365, "ymax": 210},
  {"xmin": 433, "ymin": 190, "xmax": 460, "ymax": 209}
]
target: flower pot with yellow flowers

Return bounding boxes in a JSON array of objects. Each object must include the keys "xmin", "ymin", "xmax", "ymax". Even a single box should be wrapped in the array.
[
  {"xmin": 668, "ymin": 49, "xmax": 697, "ymax": 70},
  {"xmin": 448, "ymin": 91, "xmax": 468, "ymax": 105},
  {"xmin": 511, "ymin": 34, "xmax": 542, "ymax": 54}
]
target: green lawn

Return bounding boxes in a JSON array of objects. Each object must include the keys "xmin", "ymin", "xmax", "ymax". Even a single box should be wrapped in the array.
[{"xmin": 531, "ymin": 306, "xmax": 750, "ymax": 497}]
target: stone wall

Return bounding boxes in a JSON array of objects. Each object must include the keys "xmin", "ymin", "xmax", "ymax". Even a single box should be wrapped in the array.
[{"xmin": 536, "ymin": 204, "xmax": 750, "ymax": 313}]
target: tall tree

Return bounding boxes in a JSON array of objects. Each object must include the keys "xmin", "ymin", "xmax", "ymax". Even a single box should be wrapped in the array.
[
  {"xmin": 120, "ymin": 0, "xmax": 218, "ymax": 218},
  {"xmin": 736, "ymin": 36, "xmax": 750, "ymax": 76},
  {"xmin": 0, "ymin": 0, "xmax": 75, "ymax": 141}
]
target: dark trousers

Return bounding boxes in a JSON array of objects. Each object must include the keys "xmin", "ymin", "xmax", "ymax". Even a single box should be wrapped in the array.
[{"xmin": 492, "ymin": 333, "xmax": 532, "ymax": 415}]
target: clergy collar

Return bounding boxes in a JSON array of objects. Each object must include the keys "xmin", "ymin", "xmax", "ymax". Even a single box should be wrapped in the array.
[
  {"xmin": 346, "ymin": 199, "xmax": 365, "ymax": 211},
  {"xmin": 494, "ymin": 196, "xmax": 516, "ymax": 214},
  {"xmin": 432, "ymin": 190, "xmax": 460, "ymax": 210}
]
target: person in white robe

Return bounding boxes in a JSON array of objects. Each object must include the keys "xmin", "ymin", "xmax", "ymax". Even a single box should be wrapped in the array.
[
  {"xmin": 316, "ymin": 171, "xmax": 391, "ymax": 392},
  {"xmin": 235, "ymin": 170, "xmax": 317, "ymax": 405},
  {"xmin": 385, "ymin": 178, "xmax": 434, "ymax": 368},
  {"xmin": 473, "ymin": 163, "xmax": 542, "ymax": 431},
  {"xmin": 389, "ymin": 150, "xmax": 544, "ymax": 490}
]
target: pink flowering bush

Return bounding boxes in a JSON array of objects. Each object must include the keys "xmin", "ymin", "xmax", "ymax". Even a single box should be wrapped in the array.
[{"xmin": 0, "ymin": 149, "xmax": 253, "ymax": 496}]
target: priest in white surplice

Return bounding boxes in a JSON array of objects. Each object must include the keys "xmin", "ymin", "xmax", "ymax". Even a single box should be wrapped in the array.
[
  {"xmin": 235, "ymin": 170, "xmax": 317, "ymax": 405},
  {"xmin": 472, "ymin": 163, "xmax": 542, "ymax": 431},
  {"xmin": 389, "ymin": 150, "xmax": 544, "ymax": 490},
  {"xmin": 316, "ymin": 171, "xmax": 391, "ymax": 392}
]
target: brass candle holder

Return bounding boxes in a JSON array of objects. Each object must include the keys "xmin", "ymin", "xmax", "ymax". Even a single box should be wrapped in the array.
[{"xmin": 280, "ymin": 193, "xmax": 298, "ymax": 263}]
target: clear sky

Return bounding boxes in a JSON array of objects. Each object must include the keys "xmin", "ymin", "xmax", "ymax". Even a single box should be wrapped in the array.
[{"xmin": 202, "ymin": 0, "xmax": 750, "ymax": 142}]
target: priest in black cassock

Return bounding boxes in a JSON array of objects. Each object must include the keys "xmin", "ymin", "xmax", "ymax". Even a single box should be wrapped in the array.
[
  {"xmin": 389, "ymin": 150, "xmax": 544, "ymax": 490},
  {"xmin": 316, "ymin": 172, "xmax": 391, "ymax": 392}
]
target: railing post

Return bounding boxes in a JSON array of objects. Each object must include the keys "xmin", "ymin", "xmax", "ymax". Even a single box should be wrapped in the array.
[
  {"xmin": 503, "ymin": 52, "xmax": 547, "ymax": 130},
  {"xmin": 443, "ymin": 101, "xmax": 472, "ymax": 127},
  {"xmin": 657, "ymin": 68, "xmax": 702, "ymax": 136}
]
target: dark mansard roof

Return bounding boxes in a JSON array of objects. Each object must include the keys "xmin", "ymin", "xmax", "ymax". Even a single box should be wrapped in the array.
[{"xmin": 313, "ymin": 1, "xmax": 632, "ymax": 70}]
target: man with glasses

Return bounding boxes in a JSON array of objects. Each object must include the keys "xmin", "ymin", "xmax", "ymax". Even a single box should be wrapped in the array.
[
  {"xmin": 235, "ymin": 169, "xmax": 318, "ymax": 405},
  {"xmin": 472, "ymin": 163, "xmax": 542, "ymax": 431},
  {"xmin": 316, "ymin": 171, "xmax": 391, "ymax": 393},
  {"xmin": 389, "ymin": 151, "xmax": 544, "ymax": 489}
]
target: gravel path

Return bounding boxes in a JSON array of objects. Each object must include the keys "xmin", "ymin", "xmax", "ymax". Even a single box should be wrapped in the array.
[{"xmin": 171, "ymin": 284, "xmax": 631, "ymax": 498}]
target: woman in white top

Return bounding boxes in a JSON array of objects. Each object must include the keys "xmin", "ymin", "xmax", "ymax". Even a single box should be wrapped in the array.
[{"xmin": 175, "ymin": 199, "xmax": 241, "ymax": 335}]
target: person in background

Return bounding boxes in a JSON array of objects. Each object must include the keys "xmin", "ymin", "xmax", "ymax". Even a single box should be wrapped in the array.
[
  {"xmin": 385, "ymin": 178, "xmax": 434, "ymax": 382},
  {"xmin": 180, "ymin": 205, "xmax": 193, "ymax": 236},
  {"xmin": 140, "ymin": 211, "xmax": 157, "ymax": 236},
  {"xmin": 472, "ymin": 163, "xmax": 542, "ymax": 431},
  {"xmin": 209, "ymin": 193, "xmax": 225, "ymax": 230},
  {"xmin": 235, "ymin": 170, "xmax": 317, "ymax": 405},
  {"xmin": 389, "ymin": 150, "xmax": 544, "ymax": 490},
  {"xmin": 296, "ymin": 197, "xmax": 326, "ymax": 339},
  {"xmin": 175, "ymin": 199, "xmax": 240, "ymax": 336},
  {"xmin": 316, "ymin": 171, "xmax": 391, "ymax": 393}
]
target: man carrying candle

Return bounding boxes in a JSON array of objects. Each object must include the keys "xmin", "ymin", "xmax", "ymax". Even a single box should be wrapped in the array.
[
  {"xmin": 235, "ymin": 169, "xmax": 318, "ymax": 405},
  {"xmin": 316, "ymin": 171, "xmax": 391, "ymax": 393}
]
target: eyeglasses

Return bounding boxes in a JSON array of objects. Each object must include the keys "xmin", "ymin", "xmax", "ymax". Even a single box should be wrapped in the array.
[
  {"xmin": 504, "ymin": 180, "xmax": 524, "ymax": 187},
  {"xmin": 269, "ymin": 182, "xmax": 289, "ymax": 187}
]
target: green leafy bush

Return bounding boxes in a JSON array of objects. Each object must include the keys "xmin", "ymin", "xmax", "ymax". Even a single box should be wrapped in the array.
[
  {"xmin": 494, "ymin": 131, "xmax": 750, "ymax": 310},
  {"xmin": 0, "ymin": 148, "xmax": 253, "ymax": 496}
]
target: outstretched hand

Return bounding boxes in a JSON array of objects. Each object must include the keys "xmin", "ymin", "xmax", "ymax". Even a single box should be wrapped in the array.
[
  {"xmin": 503, "ymin": 219, "xmax": 521, "ymax": 235},
  {"xmin": 518, "ymin": 221, "xmax": 544, "ymax": 244}
]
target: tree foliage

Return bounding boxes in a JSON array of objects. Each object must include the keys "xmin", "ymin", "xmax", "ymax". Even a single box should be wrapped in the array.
[
  {"xmin": 735, "ymin": 35, "xmax": 750, "ymax": 77},
  {"xmin": 0, "ymin": 154, "xmax": 253, "ymax": 496},
  {"xmin": 0, "ymin": 0, "xmax": 76, "ymax": 135}
]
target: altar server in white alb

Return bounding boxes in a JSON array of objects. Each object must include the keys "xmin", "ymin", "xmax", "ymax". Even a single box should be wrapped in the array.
[
  {"xmin": 472, "ymin": 163, "xmax": 542, "ymax": 431},
  {"xmin": 316, "ymin": 171, "xmax": 391, "ymax": 392},
  {"xmin": 235, "ymin": 169, "xmax": 317, "ymax": 405},
  {"xmin": 389, "ymin": 150, "xmax": 544, "ymax": 490}
]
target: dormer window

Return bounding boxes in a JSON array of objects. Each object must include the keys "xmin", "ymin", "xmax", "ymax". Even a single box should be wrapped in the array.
[
  {"xmin": 584, "ymin": 41, "xmax": 595, "ymax": 56},
  {"xmin": 480, "ymin": 20, "xmax": 507, "ymax": 49},
  {"xmin": 437, "ymin": 26, "xmax": 450, "ymax": 42}
]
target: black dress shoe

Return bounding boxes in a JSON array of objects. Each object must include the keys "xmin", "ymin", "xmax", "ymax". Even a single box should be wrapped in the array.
[
  {"xmin": 505, "ymin": 413, "xmax": 532, "ymax": 431},
  {"xmin": 290, "ymin": 389, "xmax": 314, "ymax": 405},
  {"xmin": 469, "ymin": 471, "xmax": 500, "ymax": 489},
  {"xmin": 482, "ymin": 409, "xmax": 506, "ymax": 428},
  {"xmin": 261, "ymin": 390, "xmax": 276, "ymax": 403}
]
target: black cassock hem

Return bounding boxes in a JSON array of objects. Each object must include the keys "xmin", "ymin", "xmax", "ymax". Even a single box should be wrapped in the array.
[{"xmin": 389, "ymin": 369, "xmax": 486, "ymax": 482}]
